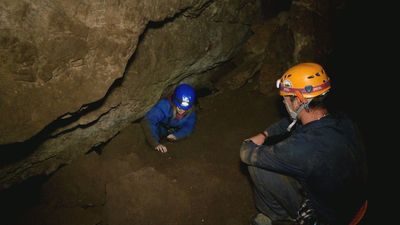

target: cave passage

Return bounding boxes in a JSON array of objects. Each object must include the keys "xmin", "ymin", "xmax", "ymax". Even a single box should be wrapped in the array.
[
  {"xmin": 0, "ymin": 0, "xmax": 371, "ymax": 224},
  {"xmin": 1, "ymin": 83, "xmax": 286, "ymax": 225}
]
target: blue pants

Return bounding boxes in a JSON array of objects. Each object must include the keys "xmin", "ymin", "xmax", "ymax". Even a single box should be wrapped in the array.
[
  {"xmin": 158, "ymin": 125, "xmax": 178, "ymax": 139},
  {"xmin": 248, "ymin": 166, "xmax": 304, "ymax": 221}
]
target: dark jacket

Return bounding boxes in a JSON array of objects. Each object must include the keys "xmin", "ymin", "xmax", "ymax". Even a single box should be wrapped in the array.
[{"xmin": 240, "ymin": 113, "xmax": 367, "ymax": 225}]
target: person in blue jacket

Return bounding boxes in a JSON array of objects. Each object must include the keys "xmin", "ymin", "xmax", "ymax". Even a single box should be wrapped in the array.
[
  {"xmin": 141, "ymin": 83, "xmax": 196, "ymax": 153},
  {"xmin": 240, "ymin": 63, "xmax": 367, "ymax": 225}
]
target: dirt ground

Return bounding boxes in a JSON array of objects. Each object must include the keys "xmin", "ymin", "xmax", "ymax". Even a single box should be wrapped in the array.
[{"xmin": 2, "ymin": 82, "xmax": 286, "ymax": 225}]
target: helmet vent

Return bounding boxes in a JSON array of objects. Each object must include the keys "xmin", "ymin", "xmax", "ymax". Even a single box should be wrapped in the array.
[
  {"xmin": 307, "ymin": 75, "xmax": 314, "ymax": 79},
  {"xmin": 321, "ymin": 69, "xmax": 325, "ymax": 74},
  {"xmin": 315, "ymin": 72, "xmax": 320, "ymax": 76}
]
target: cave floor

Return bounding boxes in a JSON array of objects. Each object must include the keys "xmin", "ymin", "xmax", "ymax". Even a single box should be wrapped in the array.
[{"xmin": 8, "ymin": 83, "xmax": 286, "ymax": 225}]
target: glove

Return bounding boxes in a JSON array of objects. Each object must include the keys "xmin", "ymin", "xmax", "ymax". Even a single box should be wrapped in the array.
[
  {"xmin": 155, "ymin": 144, "xmax": 168, "ymax": 153},
  {"xmin": 167, "ymin": 134, "xmax": 177, "ymax": 142}
]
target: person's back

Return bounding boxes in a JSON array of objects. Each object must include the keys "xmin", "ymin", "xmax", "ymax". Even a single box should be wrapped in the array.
[
  {"xmin": 240, "ymin": 63, "xmax": 368, "ymax": 225},
  {"xmin": 293, "ymin": 113, "xmax": 367, "ymax": 224}
]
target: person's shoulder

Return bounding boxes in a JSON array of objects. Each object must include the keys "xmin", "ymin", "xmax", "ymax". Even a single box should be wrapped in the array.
[
  {"xmin": 326, "ymin": 111, "xmax": 361, "ymax": 136},
  {"xmin": 187, "ymin": 108, "xmax": 197, "ymax": 117},
  {"xmin": 330, "ymin": 111, "xmax": 354, "ymax": 125},
  {"xmin": 156, "ymin": 98, "xmax": 172, "ymax": 108}
]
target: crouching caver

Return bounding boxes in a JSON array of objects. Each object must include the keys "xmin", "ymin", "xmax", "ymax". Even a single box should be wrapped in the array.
[
  {"xmin": 141, "ymin": 83, "xmax": 196, "ymax": 153},
  {"xmin": 240, "ymin": 63, "xmax": 368, "ymax": 225}
]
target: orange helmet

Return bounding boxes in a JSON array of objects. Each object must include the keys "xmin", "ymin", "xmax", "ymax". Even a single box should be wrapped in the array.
[{"xmin": 276, "ymin": 63, "xmax": 331, "ymax": 99}]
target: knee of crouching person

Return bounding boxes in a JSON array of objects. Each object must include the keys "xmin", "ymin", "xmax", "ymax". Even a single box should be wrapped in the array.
[{"xmin": 240, "ymin": 145, "xmax": 252, "ymax": 164}]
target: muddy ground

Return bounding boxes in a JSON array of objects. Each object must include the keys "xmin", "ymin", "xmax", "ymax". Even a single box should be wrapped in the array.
[
  {"xmin": 1, "ymin": 82, "xmax": 290, "ymax": 225},
  {"xmin": 0, "ymin": 81, "xmax": 372, "ymax": 225}
]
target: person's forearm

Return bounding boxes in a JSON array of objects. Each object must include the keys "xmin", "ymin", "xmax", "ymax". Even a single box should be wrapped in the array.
[
  {"xmin": 140, "ymin": 119, "xmax": 159, "ymax": 148},
  {"xmin": 247, "ymin": 132, "xmax": 267, "ymax": 145}
]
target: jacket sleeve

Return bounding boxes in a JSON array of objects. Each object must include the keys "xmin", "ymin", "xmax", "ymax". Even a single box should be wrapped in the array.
[
  {"xmin": 240, "ymin": 133, "xmax": 311, "ymax": 179},
  {"xmin": 265, "ymin": 117, "xmax": 291, "ymax": 137},
  {"xmin": 141, "ymin": 100, "xmax": 168, "ymax": 148},
  {"xmin": 140, "ymin": 119, "xmax": 159, "ymax": 148},
  {"xmin": 172, "ymin": 112, "xmax": 196, "ymax": 139}
]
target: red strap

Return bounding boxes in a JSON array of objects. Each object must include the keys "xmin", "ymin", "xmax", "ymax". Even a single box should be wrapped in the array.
[
  {"xmin": 295, "ymin": 90, "xmax": 307, "ymax": 104},
  {"xmin": 349, "ymin": 200, "xmax": 368, "ymax": 225},
  {"xmin": 280, "ymin": 81, "xmax": 330, "ymax": 94}
]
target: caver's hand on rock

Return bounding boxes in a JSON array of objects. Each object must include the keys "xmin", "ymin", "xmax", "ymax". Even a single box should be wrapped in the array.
[{"xmin": 155, "ymin": 144, "xmax": 167, "ymax": 153}]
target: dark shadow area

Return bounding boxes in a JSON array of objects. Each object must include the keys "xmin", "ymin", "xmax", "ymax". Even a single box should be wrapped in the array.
[
  {"xmin": 326, "ymin": 1, "xmax": 372, "ymax": 224},
  {"xmin": 326, "ymin": 0, "xmax": 371, "ymax": 136},
  {"xmin": 85, "ymin": 131, "xmax": 120, "ymax": 155},
  {"xmin": 0, "ymin": 175, "xmax": 48, "ymax": 225},
  {"xmin": 196, "ymin": 87, "xmax": 214, "ymax": 98},
  {"xmin": 139, "ymin": 9, "xmax": 186, "ymax": 42},
  {"xmin": 260, "ymin": 0, "xmax": 292, "ymax": 19},
  {"xmin": 273, "ymin": 94, "xmax": 287, "ymax": 117}
]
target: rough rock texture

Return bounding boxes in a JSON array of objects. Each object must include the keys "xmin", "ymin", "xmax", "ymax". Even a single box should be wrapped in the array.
[
  {"xmin": 289, "ymin": 0, "xmax": 332, "ymax": 63},
  {"xmin": 217, "ymin": 0, "xmax": 333, "ymax": 95},
  {"xmin": 0, "ymin": 0, "xmax": 213, "ymax": 145},
  {"xmin": 215, "ymin": 14, "xmax": 283, "ymax": 91},
  {"xmin": 0, "ymin": 0, "xmax": 259, "ymax": 189},
  {"xmin": 258, "ymin": 21, "xmax": 294, "ymax": 95}
]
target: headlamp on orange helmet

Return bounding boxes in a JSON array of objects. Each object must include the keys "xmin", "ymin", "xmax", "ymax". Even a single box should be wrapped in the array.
[
  {"xmin": 276, "ymin": 63, "xmax": 331, "ymax": 101},
  {"xmin": 276, "ymin": 63, "xmax": 331, "ymax": 132}
]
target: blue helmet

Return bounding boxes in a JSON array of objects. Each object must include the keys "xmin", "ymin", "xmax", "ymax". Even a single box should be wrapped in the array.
[{"xmin": 172, "ymin": 83, "xmax": 196, "ymax": 110}]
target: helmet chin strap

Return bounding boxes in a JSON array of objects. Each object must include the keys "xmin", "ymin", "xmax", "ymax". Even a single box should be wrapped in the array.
[{"xmin": 284, "ymin": 99, "xmax": 310, "ymax": 132}]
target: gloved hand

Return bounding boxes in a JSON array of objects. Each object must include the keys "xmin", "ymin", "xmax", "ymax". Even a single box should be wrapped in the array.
[
  {"xmin": 167, "ymin": 134, "xmax": 177, "ymax": 142},
  {"xmin": 155, "ymin": 144, "xmax": 168, "ymax": 153}
]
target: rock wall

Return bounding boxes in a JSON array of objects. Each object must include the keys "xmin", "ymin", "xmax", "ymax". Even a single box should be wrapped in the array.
[
  {"xmin": 1, "ymin": 0, "xmax": 213, "ymax": 144},
  {"xmin": 216, "ymin": 0, "xmax": 334, "ymax": 95},
  {"xmin": 0, "ymin": 0, "xmax": 339, "ymax": 190},
  {"xmin": 0, "ymin": 0, "xmax": 259, "ymax": 189}
]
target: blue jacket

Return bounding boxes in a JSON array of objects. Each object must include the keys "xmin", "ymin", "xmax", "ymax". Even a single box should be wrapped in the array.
[
  {"xmin": 142, "ymin": 98, "xmax": 196, "ymax": 146},
  {"xmin": 240, "ymin": 113, "xmax": 367, "ymax": 225}
]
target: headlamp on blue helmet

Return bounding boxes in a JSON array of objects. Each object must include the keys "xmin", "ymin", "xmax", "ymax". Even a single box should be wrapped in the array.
[{"xmin": 172, "ymin": 84, "xmax": 195, "ymax": 110}]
